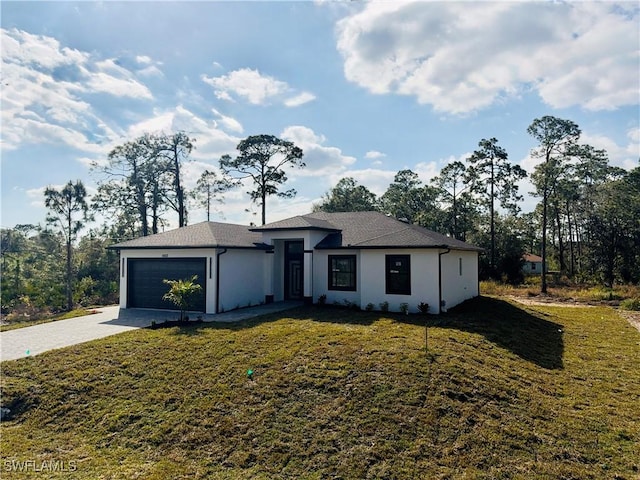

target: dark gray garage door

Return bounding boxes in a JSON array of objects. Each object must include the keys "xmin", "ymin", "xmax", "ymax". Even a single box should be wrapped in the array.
[{"xmin": 127, "ymin": 258, "xmax": 206, "ymax": 311}]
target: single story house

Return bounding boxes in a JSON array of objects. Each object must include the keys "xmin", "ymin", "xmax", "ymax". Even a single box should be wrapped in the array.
[
  {"xmin": 109, "ymin": 211, "xmax": 482, "ymax": 314},
  {"xmin": 522, "ymin": 253, "xmax": 543, "ymax": 275}
]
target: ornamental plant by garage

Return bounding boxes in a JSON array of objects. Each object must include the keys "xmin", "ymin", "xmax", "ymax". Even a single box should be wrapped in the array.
[{"xmin": 162, "ymin": 275, "xmax": 203, "ymax": 322}]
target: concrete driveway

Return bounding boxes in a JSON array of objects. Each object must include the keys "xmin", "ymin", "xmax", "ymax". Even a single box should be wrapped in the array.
[{"xmin": 1, "ymin": 302, "xmax": 301, "ymax": 362}]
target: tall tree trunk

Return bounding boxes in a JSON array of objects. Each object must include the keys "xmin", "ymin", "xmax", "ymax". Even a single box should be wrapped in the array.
[
  {"xmin": 169, "ymin": 140, "xmax": 187, "ymax": 228},
  {"xmin": 206, "ymin": 184, "xmax": 211, "ymax": 222},
  {"xmin": 133, "ymin": 165, "xmax": 148, "ymax": 236},
  {"xmin": 555, "ymin": 204, "xmax": 565, "ymax": 273},
  {"xmin": 566, "ymin": 201, "xmax": 574, "ymax": 277},
  {"xmin": 174, "ymin": 145, "xmax": 185, "ymax": 227},
  {"xmin": 151, "ymin": 180, "xmax": 159, "ymax": 234},
  {"xmin": 261, "ymin": 188, "xmax": 267, "ymax": 226},
  {"xmin": 14, "ymin": 258, "xmax": 20, "ymax": 295},
  {"xmin": 490, "ymin": 161, "xmax": 495, "ymax": 276},
  {"xmin": 605, "ymin": 225, "xmax": 616, "ymax": 287},
  {"xmin": 575, "ymin": 209, "xmax": 583, "ymax": 274},
  {"xmin": 541, "ymin": 184, "xmax": 548, "ymax": 294},
  {"xmin": 66, "ymin": 208, "xmax": 73, "ymax": 311},
  {"xmin": 452, "ymin": 192, "xmax": 458, "ymax": 239},
  {"xmin": 261, "ymin": 163, "xmax": 267, "ymax": 225}
]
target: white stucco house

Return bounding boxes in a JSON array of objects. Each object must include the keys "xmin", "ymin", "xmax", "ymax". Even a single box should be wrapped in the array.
[{"xmin": 109, "ymin": 211, "xmax": 482, "ymax": 314}]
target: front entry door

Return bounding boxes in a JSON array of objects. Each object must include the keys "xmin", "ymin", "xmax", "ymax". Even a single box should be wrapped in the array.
[{"xmin": 284, "ymin": 241, "xmax": 304, "ymax": 300}]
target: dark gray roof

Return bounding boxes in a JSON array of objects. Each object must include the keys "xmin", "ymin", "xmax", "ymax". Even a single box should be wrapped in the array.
[
  {"xmin": 109, "ymin": 221, "xmax": 270, "ymax": 250},
  {"xmin": 264, "ymin": 211, "xmax": 483, "ymax": 251},
  {"xmin": 109, "ymin": 212, "xmax": 482, "ymax": 252},
  {"xmin": 250, "ymin": 215, "xmax": 339, "ymax": 232}
]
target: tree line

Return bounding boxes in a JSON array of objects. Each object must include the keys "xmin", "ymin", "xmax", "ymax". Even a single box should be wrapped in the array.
[{"xmin": 1, "ymin": 116, "xmax": 638, "ymax": 314}]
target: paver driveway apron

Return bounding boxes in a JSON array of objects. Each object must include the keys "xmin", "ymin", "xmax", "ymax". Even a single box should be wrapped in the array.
[
  {"xmin": 1, "ymin": 302, "xmax": 300, "ymax": 362},
  {"xmin": 1, "ymin": 306, "xmax": 137, "ymax": 362}
]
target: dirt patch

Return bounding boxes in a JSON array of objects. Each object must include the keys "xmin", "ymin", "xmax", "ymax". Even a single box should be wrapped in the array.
[
  {"xmin": 508, "ymin": 296, "xmax": 640, "ymax": 333},
  {"xmin": 507, "ymin": 296, "xmax": 592, "ymax": 308},
  {"xmin": 619, "ymin": 311, "xmax": 640, "ymax": 333}
]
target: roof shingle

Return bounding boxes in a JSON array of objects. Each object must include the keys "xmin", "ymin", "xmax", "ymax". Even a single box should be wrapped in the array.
[
  {"xmin": 306, "ymin": 212, "xmax": 482, "ymax": 250},
  {"xmin": 109, "ymin": 212, "xmax": 482, "ymax": 252},
  {"xmin": 109, "ymin": 221, "xmax": 269, "ymax": 250}
]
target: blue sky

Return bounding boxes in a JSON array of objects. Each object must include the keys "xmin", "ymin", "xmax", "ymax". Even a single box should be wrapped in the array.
[{"xmin": 1, "ymin": 1, "xmax": 639, "ymax": 230}]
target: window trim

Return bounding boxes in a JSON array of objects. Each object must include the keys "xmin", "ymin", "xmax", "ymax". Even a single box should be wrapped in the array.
[
  {"xmin": 385, "ymin": 254, "xmax": 411, "ymax": 295},
  {"xmin": 328, "ymin": 254, "xmax": 357, "ymax": 291}
]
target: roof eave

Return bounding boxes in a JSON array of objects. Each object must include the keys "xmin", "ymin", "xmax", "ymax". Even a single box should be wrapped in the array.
[
  {"xmin": 314, "ymin": 244, "xmax": 471, "ymax": 250},
  {"xmin": 249, "ymin": 226, "xmax": 341, "ymax": 233},
  {"xmin": 107, "ymin": 243, "xmax": 272, "ymax": 251}
]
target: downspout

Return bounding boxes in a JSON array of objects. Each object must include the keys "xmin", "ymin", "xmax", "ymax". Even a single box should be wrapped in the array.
[
  {"xmin": 215, "ymin": 248, "xmax": 228, "ymax": 314},
  {"xmin": 438, "ymin": 248, "xmax": 451, "ymax": 314}
]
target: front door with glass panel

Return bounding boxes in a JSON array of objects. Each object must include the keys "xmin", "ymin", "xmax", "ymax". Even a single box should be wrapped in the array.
[{"xmin": 284, "ymin": 241, "xmax": 304, "ymax": 300}]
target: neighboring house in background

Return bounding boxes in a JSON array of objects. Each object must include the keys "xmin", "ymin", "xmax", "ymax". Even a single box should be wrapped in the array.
[
  {"xmin": 109, "ymin": 211, "xmax": 482, "ymax": 314},
  {"xmin": 522, "ymin": 253, "xmax": 543, "ymax": 275}
]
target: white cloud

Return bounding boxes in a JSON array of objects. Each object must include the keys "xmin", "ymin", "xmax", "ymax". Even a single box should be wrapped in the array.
[
  {"xmin": 0, "ymin": 28, "xmax": 152, "ymax": 154},
  {"xmin": 284, "ymin": 91, "xmax": 316, "ymax": 107},
  {"xmin": 414, "ymin": 160, "xmax": 440, "ymax": 184},
  {"xmin": 581, "ymin": 130, "xmax": 640, "ymax": 171},
  {"xmin": 82, "ymin": 58, "xmax": 153, "ymax": 99},
  {"xmin": 84, "ymin": 70, "xmax": 153, "ymax": 99},
  {"xmin": 520, "ymin": 129, "xmax": 639, "ymax": 174},
  {"xmin": 202, "ymin": 68, "xmax": 316, "ymax": 107},
  {"xmin": 335, "ymin": 2, "xmax": 639, "ymax": 114},
  {"xmin": 212, "ymin": 108, "xmax": 244, "ymax": 134},
  {"xmin": 1, "ymin": 28, "xmax": 88, "ymax": 70},
  {"xmin": 202, "ymin": 68, "xmax": 288, "ymax": 105},
  {"xmin": 365, "ymin": 150, "xmax": 386, "ymax": 160},
  {"xmin": 138, "ymin": 65, "xmax": 164, "ymax": 77},
  {"xmin": 126, "ymin": 105, "xmax": 240, "ymax": 161},
  {"xmin": 281, "ymin": 125, "xmax": 356, "ymax": 176},
  {"xmin": 26, "ymin": 186, "xmax": 48, "ymax": 208}
]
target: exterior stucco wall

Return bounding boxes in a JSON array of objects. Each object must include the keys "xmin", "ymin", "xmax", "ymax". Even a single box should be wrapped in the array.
[
  {"xmin": 262, "ymin": 230, "xmax": 332, "ymax": 302},
  {"xmin": 261, "ymin": 230, "xmax": 328, "ymax": 249},
  {"xmin": 117, "ymin": 236, "xmax": 479, "ymax": 316},
  {"xmin": 359, "ymin": 249, "xmax": 441, "ymax": 314},
  {"xmin": 272, "ymin": 241, "xmax": 286, "ymax": 302},
  {"xmin": 440, "ymin": 250, "xmax": 479, "ymax": 311},
  {"xmin": 217, "ymin": 249, "xmax": 266, "ymax": 313},
  {"xmin": 312, "ymin": 250, "xmax": 362, "ymax": 306},
  {"xmin": 118, "ymin": 248, "xmax": 217, "ymax": 313}
]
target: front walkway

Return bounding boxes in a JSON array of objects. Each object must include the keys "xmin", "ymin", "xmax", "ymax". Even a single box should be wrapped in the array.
[{"xmin": 1, "ymin": 302, "xmax": 301, "ymax": 362}]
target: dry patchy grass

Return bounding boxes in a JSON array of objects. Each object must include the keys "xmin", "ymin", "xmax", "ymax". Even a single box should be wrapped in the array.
[{"xmin": 481, "ymin": 280, "xmax": 640, "ymax": 305}]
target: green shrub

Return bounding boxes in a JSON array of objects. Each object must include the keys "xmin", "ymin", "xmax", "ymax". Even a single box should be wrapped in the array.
[{"xmin": 620, "ymin": 298, "xmax": 640, "ymax": 311}]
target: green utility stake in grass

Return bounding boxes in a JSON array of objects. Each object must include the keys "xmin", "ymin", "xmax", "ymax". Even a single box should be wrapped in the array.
[{"xmin": 247, "ymin": 369, "xmax": 254, "ymax": 380}]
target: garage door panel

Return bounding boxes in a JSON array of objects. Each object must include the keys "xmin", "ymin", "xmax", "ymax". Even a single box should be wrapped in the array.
[{"xmin": 127, "ymin": 258, "xmax": 206, "ymax": 311}]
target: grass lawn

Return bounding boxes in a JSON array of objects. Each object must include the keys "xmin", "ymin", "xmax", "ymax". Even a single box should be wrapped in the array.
[{"xmin": 1, "ymin": 297, "xmax": 639, "ymax": 479}]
